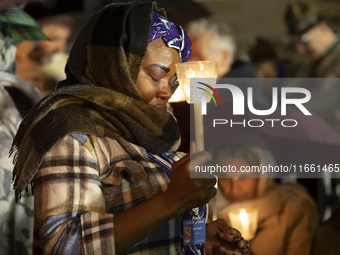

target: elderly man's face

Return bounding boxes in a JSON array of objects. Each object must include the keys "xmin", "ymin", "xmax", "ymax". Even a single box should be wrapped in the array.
[
  {"xmin": 189, "ymin": 33, "xmax": 215, "ymax": 62},
  {"xmin": 189, "ymin": 33, "xmax": 231, "ymax": 78},
  {"xmin": 294, "ymin": 22, "xmax": 332, "ymax": 61},
  {"xmin": 29, "ymin": 24, "xmax": 71, "ymax": 63}
]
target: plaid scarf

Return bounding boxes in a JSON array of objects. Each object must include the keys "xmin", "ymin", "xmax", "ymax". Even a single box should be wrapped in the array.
[{"xmin": 11, "ymin": 2, "xmax": 181, "ymax": 201}]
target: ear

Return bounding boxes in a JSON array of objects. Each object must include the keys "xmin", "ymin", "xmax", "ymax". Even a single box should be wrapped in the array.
[
  {"xmin": 220, "ymin": 49, "xmax": 231, "ymax": 64},
  {"xmin": 219, "ymin": 49, "xmax": 232, "ymax": 73}
]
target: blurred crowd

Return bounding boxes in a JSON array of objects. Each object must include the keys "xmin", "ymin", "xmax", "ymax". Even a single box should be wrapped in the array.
[
  {"xmin": 170, "ymin": 1, "xmax": 340, "ymax": 255},
  {"xmin": 0, "ymin": 1, "xmax": 340, "ymax": 255}
]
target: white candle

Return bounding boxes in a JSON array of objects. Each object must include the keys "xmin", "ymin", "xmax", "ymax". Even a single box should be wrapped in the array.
[
  {"xmin": 175, "ymin": 61, "xmax": 217, "ymax": 104},
  {"xmin": 174, "ymin": 61, "xmax": 217, "ymax": 152}
]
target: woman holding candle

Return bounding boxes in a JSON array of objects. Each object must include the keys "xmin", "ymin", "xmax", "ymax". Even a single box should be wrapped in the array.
[
  {"xmin": 10, "ymin": 2, "xmax": 249, "ymax": 255},
  {"xmin": 211, "ymin": 138, "xmax": 318, "ymax": 255}
]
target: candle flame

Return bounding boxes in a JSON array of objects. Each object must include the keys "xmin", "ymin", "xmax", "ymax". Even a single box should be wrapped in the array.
[
  {"xmin": 240, "ymin": 209, "xmax": 248, "ymax": 226},
  {"xmin": 185, "ymin": 68, "xmax": 196, "ymax": 78},
  {"xmin": 169, "ymin": 87, "xmax": 186, "ymax": 102},
  {"xmin": 200, "ymin": 63, "xmax": 204, "ymax": 71}
]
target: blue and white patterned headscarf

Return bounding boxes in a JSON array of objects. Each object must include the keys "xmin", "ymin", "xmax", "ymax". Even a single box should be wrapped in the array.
[{"xmin": 148, "ymin": 12, "xmax": 192, "ymax": 63}]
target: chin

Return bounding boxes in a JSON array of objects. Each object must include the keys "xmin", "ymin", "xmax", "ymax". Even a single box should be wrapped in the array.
[
  {"xmin": 308, "ymin": 52, "xmax": 319, "ymax": 61},
  {"xmin": 230, "ymin": 197, "xmax": 248, "ymax": 203}
]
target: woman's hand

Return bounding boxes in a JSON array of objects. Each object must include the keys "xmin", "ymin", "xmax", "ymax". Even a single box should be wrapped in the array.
[
  {"xmin": 205, "ymin": 219, "xmax": 250, "ymax": 255},
  {"xmin": 164, "ymin": 142, "xmax": 217, "ymax": 215}
]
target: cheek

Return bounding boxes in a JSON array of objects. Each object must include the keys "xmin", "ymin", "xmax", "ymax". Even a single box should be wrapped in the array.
[
  {"xmin": 305, "ymin": 39, "xmax": 319, "ymax": 54},
  {"xmin": 296, "ymin": 44, "xmax": 306, "ymax": 54},
  {"xmin": 255, "ymin": 69, "xmax": 265, "ymax": 78},
  {"xmin": 39, "ymin": 42, "xmax": 55, "ymax": 53},
  {"xmin": 190, "ymin": 48, "xmax": 203, "ymax": 61},
  {"xmin": 142, "ymin": 91, "xmax": 157, "ymax": 103},
  {"xmin": 136, "ymin": 76, "xmax": 157, "ymax": 102},
  {"xmin": 219, "ymin": 179, "xmax": 232, "ymax": 198},
  {"xmin": 243, "ymin": 180, "xmax": 258, "ymax": 198}
]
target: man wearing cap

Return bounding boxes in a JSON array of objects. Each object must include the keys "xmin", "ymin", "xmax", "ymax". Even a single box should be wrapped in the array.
[
  {"xmin": 15, "ymin": 3, "xmax": 72, "ymax": 97},
  {"xmin": 284, "ymin": 1, "xmax": 340, "ymax": 134},
  {"xmin": 285, "ymin": 1, "xmax": 340, "ymax": 78}
]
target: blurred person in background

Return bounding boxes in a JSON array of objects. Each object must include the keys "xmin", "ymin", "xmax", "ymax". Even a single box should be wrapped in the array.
[
  {"xmin": 186, "ymin": 18, "xmax": 268, "ymax": 104},
  {"xmin": 187, "ymin": 18, "xmax": 255, "ymax": 79},
  {"xmin": 0, "ymin": 20, "xmax": 41, "ymax": 255},
  {"xmin": 284, "ymin": 1, "xmax": 340, "ymax": 135},
  {"xmin": 247, "ymin": 36, "xmax": 286, "ymax": 79},
  {"xmin": 210, "ymin": 140, "xmax": 318, "ymax": 255},
  {"xmin": 247, "ymin": 36, "xmax": 286, "ymax": 104},
  {"xmin": 15, "ymin": 13, "xmax": 72, "ymax": 97},
  {"xmin": 187, "ymin": 19, "xmax": 236, "ymax": 78},
  {"xmin": 285, "ymin": 1, "xmax": 340, "ymax": 78}
]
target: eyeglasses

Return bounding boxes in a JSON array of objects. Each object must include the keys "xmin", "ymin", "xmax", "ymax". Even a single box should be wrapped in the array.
[
  {"xmin": 301, "ymin": 30, "xmax": 311, "ymax": 44},
  {"xmin": 294, "ymin": 26, "xmax": 314, "ymax": 45}
]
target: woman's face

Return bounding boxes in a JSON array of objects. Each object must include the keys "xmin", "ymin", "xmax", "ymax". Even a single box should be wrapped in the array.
[
  {"xmin": 218, "ymin": 156, "xmax": 259, "ymax": 203},
  {"xmin": 137, "ymin": 37, "xmax": 181, "ymax": 111}
]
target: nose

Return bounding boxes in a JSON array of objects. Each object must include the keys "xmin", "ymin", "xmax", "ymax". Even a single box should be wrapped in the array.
[
  {"xmin": 296, "ymin": 43, "xmax": 306, "ymax": 54},
  {"xmin": 56, "ymin": 40, "xmax": 66, "ymax": 52},
  {"xmin": 157, "ymin": 82, "xmax": 172, "ymax": 101},
  {"xmin": 230, "ymin": 178, "xmax": 239, "ymax": 196}
]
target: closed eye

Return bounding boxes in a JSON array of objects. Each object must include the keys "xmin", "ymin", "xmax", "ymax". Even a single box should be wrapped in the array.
[{"xmin": 150, "ymin": 76, "xmax": 160, "ymax": 82}]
